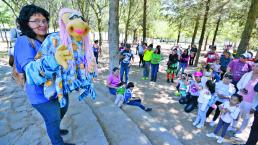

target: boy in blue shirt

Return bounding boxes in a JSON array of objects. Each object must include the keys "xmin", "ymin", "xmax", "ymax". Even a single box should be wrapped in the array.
[
  {"xmin": 120, "ymin": 44, "xmax": 134, "ymax": 83},
  {"xmin": 124, "ymin": 82, "xmax": 152, "ymax": 111}
]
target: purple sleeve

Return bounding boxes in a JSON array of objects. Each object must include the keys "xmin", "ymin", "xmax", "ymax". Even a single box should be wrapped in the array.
[{"xmin": 14, "ymin": 36, "xmax": 36, "ymax": 73}]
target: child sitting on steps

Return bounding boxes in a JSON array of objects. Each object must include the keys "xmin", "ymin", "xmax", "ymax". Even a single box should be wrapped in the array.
[{"xmin": 124, "ymin": 82, "xmax": 152, "ymax": 112}]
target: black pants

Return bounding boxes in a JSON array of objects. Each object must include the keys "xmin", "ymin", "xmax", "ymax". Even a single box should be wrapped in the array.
[
  {"xmin": 189, "ymin": 56, "xmax": 195, "ymax": 66},
  {"xmin": 139, "ymin": 54, "xmax": 144, "ymax": 67},
  {"xmin": 184, "ymin": 94, "xmax": 198, "ymax": 113},
  {"xmin": 206, "ymin": 101, "xmax": 223, "ymax": 121},
  {"xmin": 94, "ymin": 52, "xmax": 98, "ymax": 64},
  {"xmin": 245, "ymin": 111, "xmax": 258, "ymax": 145}
]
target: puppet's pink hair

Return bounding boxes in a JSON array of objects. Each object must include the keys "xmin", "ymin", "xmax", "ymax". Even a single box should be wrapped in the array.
[{"xmin": 59, "ymin": 8, "xmax": 97, "ymax": 75}]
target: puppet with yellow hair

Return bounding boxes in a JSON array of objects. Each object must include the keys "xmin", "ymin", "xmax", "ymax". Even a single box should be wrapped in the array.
[{"xmin": 25, "ymin": 8, "xmax": 97, "ymax": 107}]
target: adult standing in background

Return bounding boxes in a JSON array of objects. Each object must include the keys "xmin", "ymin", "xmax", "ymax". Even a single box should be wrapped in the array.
[
  {"xmin": 189, "ymin": 44, "xmax": 198, "ymax": 66},
  {"xmin": 92, "ymin": 40, "xmax": 101, "ymax": 64},
  {"xmin": 142, "ymin": 44, "xmax": 153, "ymax": 80},
  {"xmin": 138, "ymin": 41, "xmax": 147, "ymax": 68},
  {"xmin": 120, "ymin": 44, "xmax": 134, "ymax": 83}
]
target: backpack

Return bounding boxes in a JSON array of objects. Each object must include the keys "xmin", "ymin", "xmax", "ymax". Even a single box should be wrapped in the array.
[{"xmin": 9, "ymin": 37, "xmax": 36, "ymax": 88}]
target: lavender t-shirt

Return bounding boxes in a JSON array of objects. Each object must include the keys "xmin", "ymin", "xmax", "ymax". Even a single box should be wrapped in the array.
[
  {"xmin": 107, "ymin": 74, "xmax": 121, "ymax": 87},
  {"xmin": 228, "ymin": 59, "xmax": 252, "ymax": 82}
]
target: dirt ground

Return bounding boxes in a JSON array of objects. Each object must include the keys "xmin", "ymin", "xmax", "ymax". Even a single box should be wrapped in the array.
[{"xmin": 95, "ymin": 43, "xmax": 251, "ymax": 145}]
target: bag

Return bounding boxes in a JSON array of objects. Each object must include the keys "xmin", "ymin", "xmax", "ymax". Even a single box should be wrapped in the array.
[
  {"xmin": 11, "ymin": 37, "xmax": 35, "ymax": 88},
  {"xmin": 9, "ymin": 55, "xmax": 14, "ymax": 67}
]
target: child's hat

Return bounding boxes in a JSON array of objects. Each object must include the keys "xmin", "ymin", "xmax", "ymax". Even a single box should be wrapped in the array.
[{"xmin": 194, "ymin": 71, "xmax": 203, "ymax": 77}]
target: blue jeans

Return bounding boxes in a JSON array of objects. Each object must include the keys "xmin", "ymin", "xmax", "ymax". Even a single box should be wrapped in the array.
[
  {"xmin": 126, "ymin": 99, "xmax": 146, "ymax": 110},
  {"xmin": 151, "ymin": 63, "xmax": 159, "ymax": 81},
  {"xmin": 120, "ymin": 62, "xmax": 130, "ymax": 83},
  {"xmin": 214, "ymin": 118, "xmax": 230, "ymax": 137},
  {"xmin": 94, "ymin": 52, "xmax": 98, "ymax": 64},
  {"xmin": 109, "ymin": 88, "xmax": 117, "ymax": 95},
  {"xmin": 177, "ymin": 62, "xmax": 187, "ymax": 75},
  {"xmin": 143, "ymin": 61, "xmax": 151, "ymax": 78},
  {"xmin": 32, "ymin": 95, "xmax": 69, "ymax": 145}
]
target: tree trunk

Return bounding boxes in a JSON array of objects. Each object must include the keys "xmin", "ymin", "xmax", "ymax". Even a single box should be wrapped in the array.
[
  {"xmin": 133, "ymin": 28, "xmax": 137, "ymax": 43},
  {"xmin": 255, "ymin": 51, "xmax": 258, "ymax": 61},
  {"xmin": 191, "ymin": 15, "xmax": 200, "ymax": 46},
  {"xmin": 194, "ymin": 0, "xmax": 211, "ymax": 66},
  {"xmin": 237, "ymin": 0, "xmax": 258, "ymax": 55},
  {"xmin": 212, "ymin": 16, "xmax": 221, "ymax": 46},
  {"xmin": 124, "ymin": 0, "xmax": 133, "ymax": 44},
  {"xmin": 97, "ymin": 18, "xmax": 102, "ymax": 46},
  {"xmin": 142, "ymin": 0, "xmax": 147, "ymax": 43},
  {"xmin": 204, "ymin": 32, "xmax": 210, "ymax": 51},
  {"xmin": 108, "ymin": 0, "xmax": 120, "ymax": 72},
  {"xmin": 176, "ymin": 30, "xmax": 181, "ymax": 44},
  {"xmin": 0, "ymin": 30, "xmax": 4, "ymax": 42}
]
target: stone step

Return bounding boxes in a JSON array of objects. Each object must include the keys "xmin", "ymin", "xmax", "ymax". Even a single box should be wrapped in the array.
[
  {"xmin": 0, "ymin": 64, "xmax": 109, "ymax": 145},
  {"xmin": 85, "ymin": 83, "xmax": 152, "ymax": 145},
  {"xmin": 62, "ymin": 92, "xmax": 109, "ymax": 145},
  {"xmin": 100, "ymin": 83, "xmax": 183, "ymax": 145}
]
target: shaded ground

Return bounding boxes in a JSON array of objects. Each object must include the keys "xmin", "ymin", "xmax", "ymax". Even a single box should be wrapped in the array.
[
  {"xmin": 96, "ymin": 43, "xmax": 250, "ymax": 145},
  {"xmin": 0, "ymin": 42, "xmax": 251, "ymax": 145}
]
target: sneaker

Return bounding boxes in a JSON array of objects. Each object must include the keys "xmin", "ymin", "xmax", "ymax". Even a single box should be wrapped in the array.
[
  {"xmin": 60, "ymin": 129, "xmax": 69, "ymax": 136},
  {"xmin": 171, "ymin": 79, "xmax": 174, "ymax": 83},
  {"xmin": 196, "ymin": 124, "xmax": 203, "ymax": 129},
  {"xmin": 209, "ymin": 121, "xmax": 215, "ymax": 127},
  {"xmin": 206, "ymin": 133, "xmax": 217, "ymax": 138},
  {"xmin": 192, "ymin": 120, "xmax": 198, "ymax": 126},
  {"xmin": 228, "ymin": 126, "xmax": 237, "ymax": 132},
  {"xmin": 141, "ymin": 77, "xmax": 145, "ymax": 80},
  {"xmin": 145, "ymin": 108, "xmax": 152, "ymax": 112},
  {"xmin": 234, "ymin": 132, "xmax": 242, "ymax": 138},
  {"xmin": 145, "ymin": 77, "xmax": 149, "ymax": 80},
  {"xmin": 217, "ymin": 137, "xmax": 224, "ymax": 144}
]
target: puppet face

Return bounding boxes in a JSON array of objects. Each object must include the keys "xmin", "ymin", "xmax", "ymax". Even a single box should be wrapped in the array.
[{"xmin": 62, "ymin": 12, "xmax": 90, "ymax": 40}]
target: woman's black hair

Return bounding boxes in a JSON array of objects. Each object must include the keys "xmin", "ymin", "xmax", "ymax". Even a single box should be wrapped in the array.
[
  {"xmin": 17, "ymin": 4, "xmax": 49, "ymax": 39},
  {"xmin": 112, "ymin": 67, "xmax": 119, "ymax": 72},
  {"xmin": 155, "ymin": 45, "xmax": 161, "ymax": 54},
  {"xmin": 206, "ymin": 80, "xmax": 215, "ymax": 94},
  {"xmin": 94, "ymin": 40, "xmax": 99, "ymax": 43},
  {"xmin": 231, "ymin": 94, "xmax": 243, "ymax": 102},
  {"xmin": 126, "ymin": 82, "xmax": 134, "ymax": 89}
]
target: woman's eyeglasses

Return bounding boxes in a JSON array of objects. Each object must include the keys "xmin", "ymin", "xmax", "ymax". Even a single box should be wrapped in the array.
[{"xmin": 28, "ymin": 19, "xmax": 49, "ymax": 25}]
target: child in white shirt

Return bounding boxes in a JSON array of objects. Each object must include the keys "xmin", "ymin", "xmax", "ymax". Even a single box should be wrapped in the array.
[
  {"xmin": 206, "ymin": 94, "xmax": 243, "ymax": 144},
  {"xmin": 193, "ymin": 80, "xmax": 215, "ymax": 128}
]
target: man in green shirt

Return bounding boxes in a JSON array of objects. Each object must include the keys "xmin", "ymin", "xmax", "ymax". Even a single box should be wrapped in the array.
[{"xmin": 142, "ymin": 44, "xmax": 153, "ymax": 80}]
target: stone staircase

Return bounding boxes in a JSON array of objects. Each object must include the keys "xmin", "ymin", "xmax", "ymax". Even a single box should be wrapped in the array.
[{"xmin": 0, "ymin": 63, "xmax": 183, "ymax": 145}]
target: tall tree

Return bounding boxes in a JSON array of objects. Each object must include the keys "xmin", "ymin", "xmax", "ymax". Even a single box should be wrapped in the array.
[
  {"xmin": 212, "ymin": 15, "xmax": 221, "ymax": 46},
  {"xmin": 108, "ymin": 0, "xmax": 120, "ymax": 71},
  {"xmin": 194, "ymin": 0, "xmax": 211, "ymax": 66},
  {"xmin": 191, "ymin": 15, "xmax": 200, "ymax": 46},
  {"xmin": 237, "ymin": 0, "xmax": 258, "ymax": 55},
  {"xmin": 87, "ymin": 0, "xmax": 108, "ymax": 46},
  {"xmin": 142, "ymin": 0, "xmax": 147, "ymax": 43}
]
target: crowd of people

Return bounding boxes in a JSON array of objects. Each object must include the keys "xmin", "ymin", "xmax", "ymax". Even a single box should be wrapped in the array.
[
  {"xmin": 8, "ymin": 4, "xmax": 257, "ymax": 145},
  {"xmin": 106, "ymin": 41, "xmax": 258, "ymax": 145}
]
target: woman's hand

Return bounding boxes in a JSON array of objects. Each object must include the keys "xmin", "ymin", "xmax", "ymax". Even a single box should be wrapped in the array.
[{"xmin": 55, "ymin": 45, "xmax": 73, "ymax": 69}]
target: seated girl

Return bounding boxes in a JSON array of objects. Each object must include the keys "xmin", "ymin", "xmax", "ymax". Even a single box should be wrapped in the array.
[
  {"xmin": 124, "ymin": 82, "xmax": 152, "ymax": 112},
  {"xmin": 183, "ymin": 71, "xmax": 205, "ymax": 113}
]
